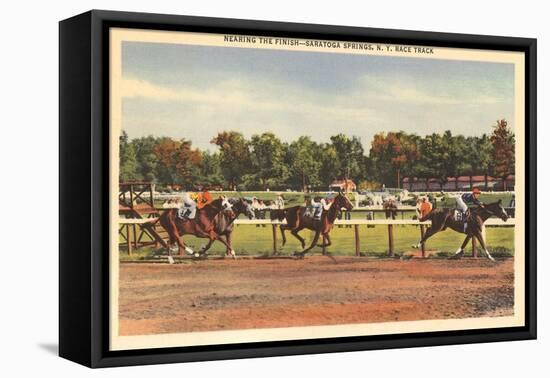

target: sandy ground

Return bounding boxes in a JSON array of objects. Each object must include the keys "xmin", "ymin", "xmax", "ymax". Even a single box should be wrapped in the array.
[{"xmin": 118, "ymin": 256, "xmax": 514, "ymax": 336}]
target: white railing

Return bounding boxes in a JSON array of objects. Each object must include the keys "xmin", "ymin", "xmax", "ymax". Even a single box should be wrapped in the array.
[
  {"xmin": 119, "ymin": 217, "xmax": 513, "ymax": 258},
  {"xmin": 119, "ymin": 217, "xmax": 513, "ymax": 226}
]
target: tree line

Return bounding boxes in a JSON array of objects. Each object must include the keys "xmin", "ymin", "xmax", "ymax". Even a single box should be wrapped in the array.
[{"xmin": 120, "ymin": 119, "xmax": 515, "ymax": 191}]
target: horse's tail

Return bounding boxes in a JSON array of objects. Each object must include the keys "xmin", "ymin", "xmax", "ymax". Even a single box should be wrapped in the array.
[
  {"xmin": 270, "ymin": 209, "xmax": 287, "ymax": 222},
  {"xmin": 158, "ymin": 209, "xmax": 177, "ymax": 242},
  {"xmin": 158, "ymin": 209, "xmax": 171, "ymax": 229}
]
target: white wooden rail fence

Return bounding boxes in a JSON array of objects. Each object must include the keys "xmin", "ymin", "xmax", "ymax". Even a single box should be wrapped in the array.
[{"xmin": 119, "ymin": 217, "xmax": 513, "ymax": 258}]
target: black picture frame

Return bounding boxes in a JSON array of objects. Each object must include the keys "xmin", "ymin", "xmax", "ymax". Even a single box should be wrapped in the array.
[{"xmin": 59, "ymin": 9, "xmax": 537, "ymax": 368}]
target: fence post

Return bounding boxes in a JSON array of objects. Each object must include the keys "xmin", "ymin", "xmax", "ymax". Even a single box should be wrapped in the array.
[
  {"xmin": 388, "ymin": 224, "xmax": 394, "ymax": 256},
  {"xmin": 126, "ymin": 224, "xmax": 132, "ymax": 256},
  {"xmin": 420, "ymin": 224, "xmax": 426, "ymax": 258},
  {"xmin": 132, "ymin": 224, "xmax": 138, "ymax": 250},
  {"xmin": 472, "ymin": 236, "xmax": 478, "ymax": 258},
  {"xmin": 271, "ymin": 224, "xmax": 277, "ymax": 255},
  {"xmin": 354, "ymin": 224, "xmax": 360, "ymax": 256}
]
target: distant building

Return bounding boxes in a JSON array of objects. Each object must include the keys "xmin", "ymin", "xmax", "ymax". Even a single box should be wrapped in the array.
[
  {"xmin": 329, "ymin": 179, "xmax": 357, "ymax": 193},
  {"xmin": 402, "ymin": 175, "xmax": 515, "ymax": 192}
]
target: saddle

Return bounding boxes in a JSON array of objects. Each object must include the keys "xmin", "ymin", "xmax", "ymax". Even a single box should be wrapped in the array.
[
  {"xmin": 454, "ymin": 209, "xmax": 471, "ymax": 223},
  {"xmin": 177, "ymin": 207, "xmax": 194, "ymax": 221},
  {"xmin": 304, "ymin": 206, "xmax": 322, "ymax": 221}
]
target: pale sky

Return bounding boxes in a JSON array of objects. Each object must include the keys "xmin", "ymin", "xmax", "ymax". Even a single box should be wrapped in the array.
[{"xmin": 121, "ymin": 41, "xmax": 514, "ymax": 152}]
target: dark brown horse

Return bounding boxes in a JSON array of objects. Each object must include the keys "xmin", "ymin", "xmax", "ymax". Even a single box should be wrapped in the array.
[
  {"xmin": 159, "ymin": 197, "xmax": 233, "ymax": 257},
  {"xmin": 195, "ymin": 198, "xmax": 255, "ymax": 258},
  {"xmin": 412, "ymin": 200, "xmax": 509, "ymax": 261},
  {"xmin": 279, "ymin": 193, "xmax": 354, "ymax": 257}
]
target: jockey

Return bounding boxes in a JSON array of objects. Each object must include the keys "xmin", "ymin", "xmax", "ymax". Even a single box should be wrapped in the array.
[
  {"xmin": 178, "ymin": 191, "xmax": 197, "ymax": 221},
  {"xmin": 311, "ymin": 196, "xmax": 331, "ymax": 221},
  {"xmin": 456, "ymin": 187, "xmax": 483, "ymax": 231},
  {"xmin": 196, "ymin": 187, "xmax": 213, "ymax": 209}
]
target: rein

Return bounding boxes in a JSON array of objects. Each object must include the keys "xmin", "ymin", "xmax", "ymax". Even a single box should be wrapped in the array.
[{"xmin": 326, "ymin": 197, "xmax": 343, "ymax": 223}]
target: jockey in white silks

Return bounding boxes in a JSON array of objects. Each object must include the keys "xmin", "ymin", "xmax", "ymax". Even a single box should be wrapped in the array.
[
  {"xmin": 178, "ymin": 191, "xmax": 197, "ymax": 220},
  {"xmin": 454, "ymin": 187, "xmax": 484, "ymax": 232},
  {"xmin": 310, "ymin": 196, "xmax": 332, "ymax": 221}
]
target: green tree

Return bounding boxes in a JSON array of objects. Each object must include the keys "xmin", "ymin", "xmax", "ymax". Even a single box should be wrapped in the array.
[
  {"xmin": 211, "ymin": 131, "xmax": 251, "ymax": 190},
  {"xmin": 461, "ymin": 134, "xmax": 493, "ymax": 188},
  {"xmin": 199, "ymin": 151, "xmax": 225, "ymax": 188},
  {"xmin": 153, "ymin": 138, "xmax": 202, "ymax": 187},
  {"xmin": 417, "ymin": 133, "xmax": 447, "ymax": 189},
  {"xmin": 490, "ymin": 119, "xmax": 515, "ymax": 190},
  {"xmin": 287, "ymin": 136, "xmax": 321, "ymax": 191},
  {"xmin": 133, "ymin": 136, "xmax": 158, "ymax": 182},
  {"xmin": 119, "ymin": 131, "xmax": 139, "ymax": 182},
  {"xmin": 329, "ymin": 134, "xmax": 365, "ymax": 181},
  {"xmin": 318, "ymin": 143, "xmax": 340, "ymax": 187},
  {"xmin": 441, "ymin": 131, "xmax": 468, "ymax": 187},
  {"xmin": 248, "ymin": 132, "xmax": 289, "ymax": 190},
  {"xmin": 369, "ymin": 132, "xmax": 419, "ymax": 187}
]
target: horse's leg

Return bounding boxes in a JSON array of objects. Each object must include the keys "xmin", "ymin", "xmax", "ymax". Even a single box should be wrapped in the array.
[
  {"xmin": 224, "ymin": 232, "xmax": 233, "ymax": 257},
  {"xmin": 200, "ymin": 237, "xmax": 216, "ymax": 255},
  {"xmin": 280, "ymin": 224, "xmax": 290, "ymax": 246},
  {"xmin": 207, "ymin": 230, "xmax": 236, "ymax": 259},
  {"xmin": 451, "ymin": 235, "xmax": 471, "ymax": 258},
  {"xmin": 412, "ymin": 223, "xmax": 442, "ymax": 249},
  {"xmin": 317, "ymin": 234, "xmax": 326, "ymax": 248},
  {"xmin": 317, "ymin": 232, "xmax": 332, "ymax": 248},
  {"xmin": 171, "ymin": 234, "xmax": 190, "ymax": 257},
  {"xmin": 319, "ymin": 232, "xmax": 332, "ymax": 248},
  {"xmin": 170, "ymin": 224, "xmax": 192, "ymax": 256},
  {"xmin": 161, "ymin": 233, "xmax": 175, "ymax": 263},
  {"xmin": 290, "ymin": 227, "xmax": 306, "ymax": 249},
  {"xmin": 475, "ymin": 231, "xmax": 495, "ymax": 262},
  {"xmin": 300, "ymin": 230, "xmax": 321, "ymax": 256}
]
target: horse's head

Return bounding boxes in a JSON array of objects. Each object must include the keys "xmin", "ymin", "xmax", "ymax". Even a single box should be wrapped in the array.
[
  {"xmin": 229, "ymin": 197, "xmax": 255, "ymax": 220},
  {"xmin": 220, "ymin": 196, "xmax": 233, "ymax": 211},
  {"xmin": 335, "ymin": 193, "xmax": 354, "ymax": 211},
  {"xmin": 484, "ymin": 199, "xmax": 509, "ymax": 222},
  {"xmin": 213, "ymin": 196, "xmax": 235, "ymax": 218}
]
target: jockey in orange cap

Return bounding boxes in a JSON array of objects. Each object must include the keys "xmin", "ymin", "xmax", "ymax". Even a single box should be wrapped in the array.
[{"xmin": 196, "ymin": 187, "xmax": 213, "ymax": 209}]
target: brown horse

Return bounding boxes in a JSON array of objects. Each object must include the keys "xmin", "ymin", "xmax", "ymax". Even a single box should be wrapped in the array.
[
  {"xmin": 195, "ymin": 198, "xmax": 255, "ymax": 258},
  {"xmin": 412, "ymin": 200, "xmax": 509, "ymax": 261},
  {"xmin": 279, "ymin": 193, "xmax": 354, "ymax": 257},
  {"xmin": 159, "ymin": 197, "xmax": 234, "ymax": 257}
]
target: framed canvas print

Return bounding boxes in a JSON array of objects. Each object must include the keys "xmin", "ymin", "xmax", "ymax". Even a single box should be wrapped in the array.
[{"xmin": 59, "ymin": 10, "xmax": 537, "ymax": 368}]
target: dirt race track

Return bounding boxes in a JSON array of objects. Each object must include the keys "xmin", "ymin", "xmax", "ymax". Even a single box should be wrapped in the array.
[{"xmin": 119, "ymin": 256, "xmax": 514, "ymax": 336}]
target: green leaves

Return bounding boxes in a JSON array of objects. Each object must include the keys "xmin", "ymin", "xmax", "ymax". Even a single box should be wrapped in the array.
[
  {"xmin": 119, "ymin": 119, "xmax": 515, "ymax": 190},
  {"xmin": 119, "ymin": 131, "xmax": 139, "ymax": 182},
  {"xmin": 249, "ymin": 133, "xmax": 289, "ymax": 190},
  {"xmin": 490, "ymin": 119, "xmax": 515, "ymax": 188},
  {"xmin": 287, "ymin": 136, "xmax": 321, "ymax": 191},
  {"xmin": 211, "ymin": 131, "xmax": 252, "ymax": 190}
]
